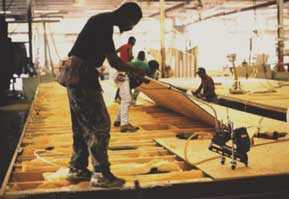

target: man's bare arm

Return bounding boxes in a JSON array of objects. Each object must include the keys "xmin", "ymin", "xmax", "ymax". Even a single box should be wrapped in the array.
[
  {"xmin": 106, "ymin": 52, "xmax": 144, "ymax": 75},
  {"xmin": 194, "ymin": 83, "xmax": 203, "ymax": 95},
  {"xmin": 127, "ymin": 47, "xmax": 134, "ymax": 62}
]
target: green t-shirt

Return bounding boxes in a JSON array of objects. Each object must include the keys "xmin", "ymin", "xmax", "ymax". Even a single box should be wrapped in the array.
[{"xmin": 129, "ymin": 60, "xmax": 150, "ymax": 75}]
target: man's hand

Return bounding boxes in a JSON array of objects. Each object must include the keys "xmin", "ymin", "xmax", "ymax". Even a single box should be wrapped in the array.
[
  {"xmin": 96, "ymin": 66, "xmax": 106, "ymax": 75},
  {"xmin": 192, "ymin": 91, "xmax": 201, "ymax": 98},
  {"xmin": 116, "ymin": 72, "xmax": 126, "ymax": 82}
]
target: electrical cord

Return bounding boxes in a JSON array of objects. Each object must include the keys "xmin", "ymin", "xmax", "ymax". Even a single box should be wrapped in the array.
[
  {"xmin": 33, "ymin": 149, "xmax": 62, "ymax": 167},
  {"xmin": 184, "ymin": 135, "xmax": 289, "ymax": 167},
  {"xmin": 184, "ymin": 134, "xmax": 199, "ymax": 163}
]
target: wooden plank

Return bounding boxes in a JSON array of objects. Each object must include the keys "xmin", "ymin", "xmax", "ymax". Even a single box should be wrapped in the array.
[
  {"xmin": 17, "ymin": 148, "xmax": 170, "ymax": 162},
  {"xmin": 11, "ymin": 161, "xmax": 190, "ymax": 182},
  {"xmin": 22, "ymin": 128, "xmax": 213, "ymax": 146},
  {"xmin": 23, "ymin": 126, "xmax": 213, "ymax": 137},
  {"xmin": 6, "ymin": 176, "xmax": 211, "ymax": 194}
]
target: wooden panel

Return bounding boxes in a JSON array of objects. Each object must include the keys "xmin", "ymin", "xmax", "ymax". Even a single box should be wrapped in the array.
[
  {"xmin": 2, "ymin": 81, "xmax": 213, "ymax": 196},
  {"xmin": 140, "ymin": 78, "xmax": 217, "ymax": 127},
  {"xmin": 156, "ymin": 132, "xmax": 289, "ymax": 179}
]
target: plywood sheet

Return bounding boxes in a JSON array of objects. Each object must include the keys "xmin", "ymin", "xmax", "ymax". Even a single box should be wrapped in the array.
[
  {"xmin": 140, "ymin": 78, "xmax": 217, "ymax": 127},
  {"xmin": 156, "ymin": 137, "xmax": 289, "ymax": 179},
  {"xmin": 154, "ymin": 91, "xmax": 289, "ymax": 180}
]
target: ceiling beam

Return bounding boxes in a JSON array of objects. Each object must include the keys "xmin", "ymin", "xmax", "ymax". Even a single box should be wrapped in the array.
[
  {"xmin": 187, "ymin": 0, "xmax": 289, "ymax": 25},
  {"xmin": 149, "ymin": 2, "xmax": 186, "ymax": 17}
]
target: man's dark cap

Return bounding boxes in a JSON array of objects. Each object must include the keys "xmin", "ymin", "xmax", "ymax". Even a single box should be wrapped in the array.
[
  {"xmin": 115, "ymin": 2, "xmax": 142, "ymax": 24},
  {"xmin": 197, "ymin": 67, "xmax": 206, "ymax": 74}
]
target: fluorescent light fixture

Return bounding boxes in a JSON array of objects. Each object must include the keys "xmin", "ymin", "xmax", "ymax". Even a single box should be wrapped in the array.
[
  {"xmin": 74, "ymin": 0, "xmax": 85, "ymax": 6},
  {"xmin": 86, "ymin": 10, "xmax": 111, "ymax": 13},
  {"xmin": 33, "ymin": 17, "xmax": 62, "ymax": 21},
  {"xmin": 34, "ymin": 16, "xmax": 63, "ymax": 20},
  {"xmin": 34, "ymin": 10, "xmax": 60, "ymax": 14},
  {"xmin": 0, "ymin": 11, "xmax": 12, "ymax": 14},
  {"xmin": 6, "ymin": 18, "xmax": 15, "ymax": 22}
]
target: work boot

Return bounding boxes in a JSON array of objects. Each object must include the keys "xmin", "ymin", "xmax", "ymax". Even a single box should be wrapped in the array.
[
  {"xmin": 90, "ymin": 171, "xmax": 125, "ymax": 188},
  {"xmin": 66, "ymin": 167, "xmax": 92, "ymax": 183},
  {"xmin": 120, "ymin": 123, "xmax": 139, "ymax": 133},
  {"xmin": 113, "ymin": 121, "xmax": 121, "ymax": 127},
  {"xmin": 114, "ymin": 98, "xmax": 121, "ymax": 104}
]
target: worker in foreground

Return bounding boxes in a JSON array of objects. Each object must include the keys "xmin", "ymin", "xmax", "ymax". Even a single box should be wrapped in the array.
[
  {"xmin": 192, "ymin": 67, "xmax": 218, "ymax": 103},
  {"xmin": 58, "ymin": 2, "xmax": 144, "ymax": 188}
]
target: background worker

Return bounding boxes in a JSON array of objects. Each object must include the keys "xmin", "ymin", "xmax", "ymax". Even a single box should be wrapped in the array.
[
  {"xmin": 114, "ymin": 36, "xmax": 136, "ymax": 103},
  {"xmin": 129, "ymin": 51, "xmax": 150, "ymax": 105},
  {"xmin": 163, "ymin": 65, "xmax": 174, "ymax": 78},
  {"xmin": 113, "ymin": 37, "xmax": 140, "ymax": 132},
  {"xmin": 147, "ymin": 60, "xmax": 160, "ymax": 80},
  {"xmin": 192, "ymin": 67, "xmax": 218, "ymax": 103},
  {"xmin": 63, "ymin": 2, "xmax": 144, "ymax": 188},
  {"xmin": 130, "ymin": 59, "xmax": 160, "ymax": 105}
]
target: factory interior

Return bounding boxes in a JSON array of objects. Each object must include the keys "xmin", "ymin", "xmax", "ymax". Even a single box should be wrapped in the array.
[{"xmin": 1, "ymin": 0, "xmax": 289, "ymax": 198}]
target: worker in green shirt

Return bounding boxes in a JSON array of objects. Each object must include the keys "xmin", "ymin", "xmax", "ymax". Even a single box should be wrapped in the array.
[
  {"xmin": 129, "ymin": 51, "xmax": 149, "ymax": 73},
  {"xmin": 129, "ymin": 51, "xmax": 149, "ymax": 105}
]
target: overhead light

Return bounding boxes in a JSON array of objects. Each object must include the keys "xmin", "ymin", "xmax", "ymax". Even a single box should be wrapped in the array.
[
  {"xmin": 74, "ymin": 0, "xmax": 85, "ymax": 6},
  {"xmin": 6, "ymin": 18, "xmax": 15, "ymax": 22},
  {"xmin": 34, "ymin": 10, "xmax": 60, "ymax": 14},
  {"xmin": 86, "ymin": 10, "xmax": 111, "ymax": 14},
  {"xmin": 34, "ymin": 17, "xmax": 62, "ymax": 21},
  {"xmin": 0, "ymin": 11, "xmax": 12, "ymax": 14}
]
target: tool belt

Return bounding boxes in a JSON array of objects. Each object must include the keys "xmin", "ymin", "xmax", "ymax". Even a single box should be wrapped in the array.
[{"xmin": 57, "ymin": 56, "xmax": 89, "ymax": 87}]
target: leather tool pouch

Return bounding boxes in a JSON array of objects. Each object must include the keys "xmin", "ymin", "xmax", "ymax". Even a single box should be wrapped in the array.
[{"xmin": 57, "ymin": 56, "xmax": 84, "ymax": 87}]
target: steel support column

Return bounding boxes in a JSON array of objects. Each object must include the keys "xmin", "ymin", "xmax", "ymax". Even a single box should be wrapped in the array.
[
  {"xmin": 160, "ymin": 0, "xmax": 166, "ymax": 77},
  {"xmin": 2, "ymin": 0, "xmax": 6, "ymax": 16},
  {"xmin": 277, "ymin": 0, "xmax": 285, "ymax": 71},
  {"xmin": 27, "ymin": 0, "xmax": 34, "ymax": 69}
]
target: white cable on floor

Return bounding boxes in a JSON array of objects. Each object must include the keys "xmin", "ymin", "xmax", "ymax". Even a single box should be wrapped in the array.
[{"xmin": 33, "ymin": 149, "xmax": 61, "ymax": 167}]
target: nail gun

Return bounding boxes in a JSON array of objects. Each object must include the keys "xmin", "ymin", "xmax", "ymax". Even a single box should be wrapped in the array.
[{"xmin": 209, "ymin": 121, "xmax": 250, "ymax": 170}]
